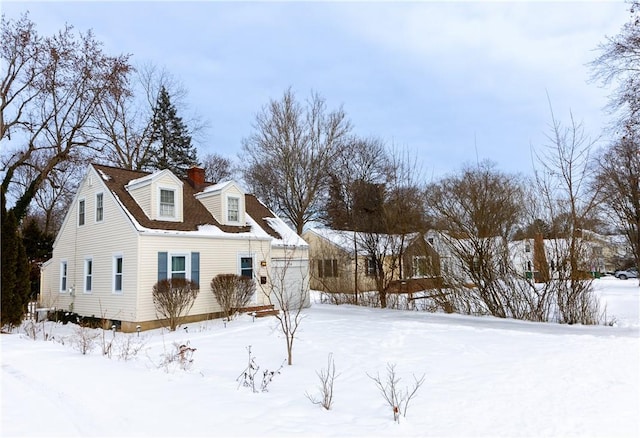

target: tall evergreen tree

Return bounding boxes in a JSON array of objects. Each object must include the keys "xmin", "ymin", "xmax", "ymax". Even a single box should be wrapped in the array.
[
  {"xmin": 1, "ymin": 207, "xmax": 31, "ymax": 328},
  {"xmin": 149, "ymin": 86, "xmax": 198, "ymax": 177},
  {"xmin": 325, "ymin": 174, "xmax": 351, "ymax": 230},
  {"xmin": 22, "ymin": 218, "xmax": 54, "ymax": 301}
]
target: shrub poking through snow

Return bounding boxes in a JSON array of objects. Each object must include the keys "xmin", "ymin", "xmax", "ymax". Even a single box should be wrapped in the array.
[
  {"xmin": 305, "ymin": 352, "xmax": 340, "ymax": 410},
  {"xmin": 71, "ymin": 324, "xmax": 100, "ymax": 355},
  {"xmin": 367, "ymin": 362, "xmax": 425, "ymax": 423},
  {"xmin": 158, "ymin": 341, "xmax": 197, "ymax": 372},
  {"xmin": 22, "ymin": 319, "xmax": 39, "ymax": 340},
  {"xmin": 114, "ymin": 334, "xmax": 148, "ymax": 361},
  {"xmin": 21, "ymin": 318, "xmax": 59, "ymax": 341},
  {"xmin": 236, "ymin": 345, "xmax": 285, "ymax": 393},
  {"xmin": 100, "ymin": 325, "xmax": 117, "ymax": 358}
]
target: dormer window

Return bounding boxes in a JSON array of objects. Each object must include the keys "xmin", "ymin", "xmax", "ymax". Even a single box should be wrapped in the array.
[
  {"xmin": 228, "ymin": 196, "xmax": 239, "ymax": 222},
  {"xmin": 195, "ymin": 180, "xmax": 245, "ymax": 225},
  {"xmin": 160, "ymin": 189, "xmax": 175, "ymax": 218},
  {"xmin": 125, "ymin": 169, "xmax": 183, "ymax": 222}
]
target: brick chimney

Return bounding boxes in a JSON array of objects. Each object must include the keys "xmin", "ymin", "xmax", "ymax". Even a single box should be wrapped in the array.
[{"xmin": 187, "ymin": 166, "xmax": 206, "ymax": 189}]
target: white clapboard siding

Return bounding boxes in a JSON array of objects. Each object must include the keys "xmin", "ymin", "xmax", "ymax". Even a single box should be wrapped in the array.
[
  {"xmin": 135, "ymin": 234, "xmax": 273, "ymax": 322},
  {"xmin": 41, "ymin": 166, "xmax": 139, "ymax": 322}
]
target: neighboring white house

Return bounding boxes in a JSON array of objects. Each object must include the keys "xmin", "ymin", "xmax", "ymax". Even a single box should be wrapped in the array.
[
  {"xmin": 510, "ymin": 231, "xmax": 629, "ymax": 280},
  {"xmin": 40, "ymin": 164, "xmax": 309, "ymax": 331},
  {"xmin": 428, "ymin": 228, "xmax": 625, "ymax": 285}
]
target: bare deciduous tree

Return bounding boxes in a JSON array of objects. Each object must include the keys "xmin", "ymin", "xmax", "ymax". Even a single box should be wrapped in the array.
[
  {"xmin": 91, "ymin": 73, "xmax": 154, "ymax": 171},
  {"xmin": 327, "ymin": 146, "xmax": 426, "ymax": 308},
  {"xmin": 93, "ymin": 62, "xmax": 208, "ymax": 172},
  {"xmin": 367, "ymin": 363, "xmax": 425, "ymax": 424},
  {"xmin": 590, "ymin": 1, "xmax": 640, "ymax": 132},
  {"xmin": 594, "ymin": 130, "xmax": 640, "ymax": 276},
  {"xmin": 357, "ymin": 229, "xmax": 405, "ymax": 309},
  {"xmin": 152, "ymin": 278, "xmax": 199, "ymax": 331},
  {"xmin": 305, "ymin": 352, "xmax": 339, "ymax": 410},
  {"xmin": 425, "ymin": 161, "xmax": 527, "ymax": 318},
  {"xmin": 1, "ymin": 14, "xmax": 130, "ymax": 326},
  {"xmin": 9, "ymin": 156, "xmax": 81, "ymax": 235},
  {"xmin": 589, "ymin": 0, "xmax": 640, "ymax": 283},
  {"xmin": 532, "ymin": 104, "xmax": 603, "ymax": 324},
  {"xmin": 241, "ymin": 88, "xmax": 351, "ymax": 234},
  {"xmin": 362, "ymin": 150, "xmax": 429, "ymax": 308},
  {"xmin": 1, "ymin": 13, "xmax": 131, "ymax": 221},
  {"xmin": 325, "ymin": 136, "xmax": 391, "ymax": 230},
  {"xmin": 210, "ymin": 274, "xmax": 255, "ymax": 321},
  {"xmin": 323, "ymin": 138, "xmax": 391, "ymax": 303},
  {"xmin": 1, "ymin": 13, "xmax": 42, "ymax": 142},
  {"xmin": 261, "ymin": 246, "xmax": 310, "ymax": 365},
  {"xmin": 201, "ymin": 152, "xmax": 233, "ymax": 183}
]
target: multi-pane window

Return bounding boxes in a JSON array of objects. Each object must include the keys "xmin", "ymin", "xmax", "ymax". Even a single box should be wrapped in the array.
[
  {"xmin": 84, "ymin": 258, "xmax": 93, "ymax": 293},
  {"xmin": 472, "ymin": 257, "xmax": 481, "ymax": 274},
  {"xmin": 114, "ymin": 256, "xmax": 123, "ymax": 293},
  {"xmin": 96, "ymin": 193, "xmax": 104, "ymax": 222},
  {"xmin": 228, "ymin": 197, "xmax": 239, "ymax": 222},
  {"xmin": 412, "ymin": 256, "xmax": 428, "ymax": 277},
  {"xmin": 60, "ymin": 261, "xmax": 67, "ymax": 292},
  {"xmin": 160, "ymin": 189, "xmax": 175, "ymax": 218},
  {"xmin": 441, "ymin": 257, "xmax": 450, "ymax": 274},
  {"xmin": 158, "ymin": 252, "xmax": 199, "ymax": 283},
  {"xmin": 171, "ymin": 255, "xmax": 186, "ymax": 279},
  {"xmin": 78, "ymin": 199, "xmax": 85, "ymax": 226},
  {"xmin": 240, "ymin": 257, "xmax": 253, "ymax": 278},
  {"xmin": 318, "ymin": 259, "xmax": 338, "ymax": 278},
  {"xmin": 366, "ymin": 258, "xmax": 376, "ymax": 277}
]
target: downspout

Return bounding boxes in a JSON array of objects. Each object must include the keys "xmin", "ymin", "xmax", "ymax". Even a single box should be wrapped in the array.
[
  {"xmin": 71, "ymin": 209, "xmax": 78, "ymax": 314},
  {"xmin": 354, "ymin": 232, "xmax": 358, "ymax": 305}
]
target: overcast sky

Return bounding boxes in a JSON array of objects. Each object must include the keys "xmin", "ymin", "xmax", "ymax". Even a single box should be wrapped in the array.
[{"xmin": 3, "ymin": 0, "xmax": 630, "ymax": 180}]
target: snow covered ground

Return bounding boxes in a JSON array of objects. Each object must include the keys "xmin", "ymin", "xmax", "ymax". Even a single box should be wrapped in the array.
[{"xmin": 2, "ymin": 276, "xmax": 639, "ymax": 437}]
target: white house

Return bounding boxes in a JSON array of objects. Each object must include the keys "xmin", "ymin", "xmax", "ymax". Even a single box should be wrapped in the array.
[
  {"xmin": 429, "ymin": 228, "xmax": 622, "ymax": 285},
  {"xmin": 510, "ymin": 231, "xmax": 625, "ymax": 280},
  {"xmin": 40, "ymin": 164, "xmax": 309, "ymax": 331}
]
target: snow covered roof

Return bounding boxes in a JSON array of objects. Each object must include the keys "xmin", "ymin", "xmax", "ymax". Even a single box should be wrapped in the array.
[
  {"xmin": 199, "ymin": 180, "xmax": 236, "ymax": 195},
  {"xmin": 125, "ymin": 168, "xmax": 181, "ymax": 191},
  {"xmin": 307, "ymin": 228, "xmax": 359, "ymax": 253},
  {"xmin": 91, "ymin": 164, "xmax": 305, "ymax": 246},
  {"xmin": 266, "ymin": 217, "xmax": 308, "ymax": 247},
  {"xmin": 306, "ymin": 227, "xmax": 416, "ymax": 255}
]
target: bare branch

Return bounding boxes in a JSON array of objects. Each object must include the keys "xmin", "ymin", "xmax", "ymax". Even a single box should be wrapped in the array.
[{"xmin": 241, "ymin": 88, "xmax": 351, "ymax": 234}]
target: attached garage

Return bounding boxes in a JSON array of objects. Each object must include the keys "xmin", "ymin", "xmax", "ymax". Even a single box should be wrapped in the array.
[{"xmin": 270, "ymin": 258, "xmax": 310, "ymax": 310}]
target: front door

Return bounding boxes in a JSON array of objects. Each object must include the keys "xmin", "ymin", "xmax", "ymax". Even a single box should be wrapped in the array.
[{"xmin": 240, "ymin": 256, "xmax": 256, "ymax": 303}]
